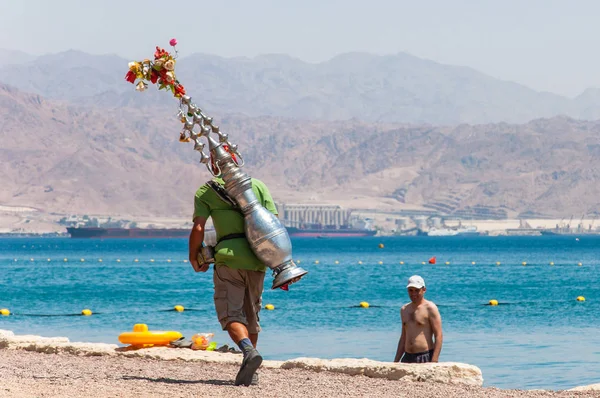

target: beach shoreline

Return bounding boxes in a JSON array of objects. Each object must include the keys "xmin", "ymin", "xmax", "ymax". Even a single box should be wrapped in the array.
[
  {"xmin": 1, "ymin": 329, "xmax": 599, "ymax": 397},
  {"xmin": 0, "ymin": 203, "xmax": 595, "ymax": 236}
]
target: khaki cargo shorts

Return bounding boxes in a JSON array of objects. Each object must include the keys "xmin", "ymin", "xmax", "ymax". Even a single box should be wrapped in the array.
[{"xmin": 213, "ymin": 264, "xmax": 265, "ymax": 334}]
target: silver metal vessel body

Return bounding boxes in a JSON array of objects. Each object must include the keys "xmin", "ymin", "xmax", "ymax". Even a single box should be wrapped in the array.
[
  {"xmin": 212, "ymin": 143, "xmax": 307, "ymax": 289},
  {"xmin": 178, "ymin": 95, "xmax": 307, "ymax": 289}
]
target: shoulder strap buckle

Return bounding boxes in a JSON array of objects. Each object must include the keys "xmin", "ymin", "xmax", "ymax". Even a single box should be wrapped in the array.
[{"xmin": 207, "ymin": 180, "xmax": 238, "ymax": 209}]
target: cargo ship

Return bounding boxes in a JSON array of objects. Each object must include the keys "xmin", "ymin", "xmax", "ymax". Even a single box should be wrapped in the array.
[
  {"xmin": 67, "ymin": 227, "xmax": 190, "ymax": 239},
  {"xmin": 539, "ymin": 229, "xmax": 600, "ymax": 236},
  {"xmin": 68, "ymin": 224, "xmax": 377, "ymax": 239}
]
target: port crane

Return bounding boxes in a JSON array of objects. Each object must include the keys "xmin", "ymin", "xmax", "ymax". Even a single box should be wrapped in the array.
[
  {"xmin": 589, "ymin": 214, "xmax": 597, "ymax": 231},
  {"xmin": 578, "ymin": 214, "xmax": 585, "ymax": 232}
]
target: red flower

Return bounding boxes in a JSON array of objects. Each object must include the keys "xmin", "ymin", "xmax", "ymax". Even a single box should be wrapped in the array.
[
  {"xmin": 174, "ymin": 84, "xmax": 186, "ymax": 96},
  {"xmin": 150, "ymin": 69, "xmax": 159, "ymax": 84},
  {"xmin": 125, "ymin": 71, "xmax": 136, "ymax": 84},
  {"xmin": 154, "ymin": 46, "xmax": 169, "ymax": 60},
  {"xmin": 158, "ymin": 68, "xmax": 168, "ymax": 79}
]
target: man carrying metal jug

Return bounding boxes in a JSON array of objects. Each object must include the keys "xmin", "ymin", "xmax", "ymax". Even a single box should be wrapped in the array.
[{"xmin": 189, "ymin": 146, "xmax": 280, "ymax": 387}]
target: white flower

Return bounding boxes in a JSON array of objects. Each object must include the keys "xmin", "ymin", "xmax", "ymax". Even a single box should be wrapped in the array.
[
  {"xmin": 165, "ymin": 71, "xmax": 174, "ymax": 83},
  {"xmin": 164, "ymin": 59, "xmax": 175, "ymax": 71},
  {"xmin": 135, "ymin": 81, "xmax": 147, "ymax": 92}
]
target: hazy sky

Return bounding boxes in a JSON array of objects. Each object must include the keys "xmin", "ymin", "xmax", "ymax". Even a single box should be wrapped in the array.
[{"xmin": 1, "ymin": 0, "xmax": 599, "ymax": 97}]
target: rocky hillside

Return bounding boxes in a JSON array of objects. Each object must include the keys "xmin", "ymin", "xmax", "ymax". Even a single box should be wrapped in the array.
[{"xmin": 1, "ymin": 83, "xmax": 600, "ymax": 218}]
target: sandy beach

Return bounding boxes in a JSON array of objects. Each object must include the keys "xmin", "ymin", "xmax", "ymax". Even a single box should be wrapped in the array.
[{"xmin": 0, "ymin": 347, "xmax": 598, "ymax": 397}]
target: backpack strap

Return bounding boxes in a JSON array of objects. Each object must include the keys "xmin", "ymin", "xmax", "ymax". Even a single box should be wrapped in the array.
[
  {"xmin": 206, "ymin": 180, "xmax": 247, "ymax": 245},
  {"xmin": 207, "ymin": 180, "xmax": 239, "ymax": 210}
]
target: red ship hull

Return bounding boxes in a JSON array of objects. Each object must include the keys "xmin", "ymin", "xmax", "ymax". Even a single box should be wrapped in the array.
[
  {"xmin": 68, "ymin": 226, "xmax": 377, "ymax": 239},
  {"xmin": 67, "ymin": 227, "xmax": 189, "ymax": 239}
]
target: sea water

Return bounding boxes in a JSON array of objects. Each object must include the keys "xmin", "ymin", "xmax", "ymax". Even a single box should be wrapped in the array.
[{"xmin": 1, "ymin": 236, "xmax": 599, "ymax": 390}]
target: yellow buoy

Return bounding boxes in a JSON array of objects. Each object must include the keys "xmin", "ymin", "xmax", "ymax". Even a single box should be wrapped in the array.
[
  {"xmin": 577, "ymin": 296, "xmax": 585, "ymax": 302},
  {"xmin": 47, "ymin": 258, "xmax": 51, "ymax": 262},
  {"xmin": 399, "ymin": 261, "xmax": 404, "ymax": 265},
  {"xmin": 359, "ymin": 301, "xmax": 369, "ymax": 308},
  {"xmin": 63, "ymin": 258, "xmax": 68, "ymax": 262},
  {"xmin": 496, "ymin": 262, "xmax": 501, "ymax": 266},
  {"xmin": 0, "ymin": 308, "xmax": 10, "ymax": 316},
  {"xmin": 378, "ymin": 261, "xmax": 383, "ymax": 265},
  {"xmin": 81, "ymin": 309, "xmax": 92, "ymax": 316},
  {"xmin": 80, "ymin": 258, "xmax": 85, "ymax": 262},
  {"xmin": 30, "ymin": 258, "xmax": 34, "ymax": 262},
  {"xmin": 98, "ymin": 259, "xmax": 103, "ymax": 262},
  {"xmin": 489, "ymin": 300, "xmax": 499, "ymax": 306},
  {"xmin": 550, "ymin": 262, "xmax": 554, "ymax": 266},
  {"xmin": 134, "ymin": 259, "xmax": 139, "ymax": 262},
  {"xmin": 297, "ymin": 260, "xmax": 301, "ymax": 264},
  {"xmin": 578, "ymin": 262, "xmax": 582, "ymax": 266},
  {"xmin": 183, "ymin": 259, "xmax": 188, "ymax": 263},
  {"xmin": 116, "ymin": 259, "xmax": 121, "ymax": 262},
  {"xmin": 378, "ymin": 243, "xmax": 384, "ymax": 249},
  {"xmin": 314, "ymin": 260, "xmax": 319, "ymax": 264},
  {"xmin": 522, "ymin": 262, "xmax": 527, "ymax": 266},
  {"xmin": 334, "ymin": 260, "xmax": 339, "ymax": 264},
  {"xmin": 421, "ymin": 261, "xmax": 426, "ymax": 265},
  {"xmin": 358, "ymin": 261, "xmax": 363, "ymax": 265},
  {"xmin": 150, "ymin": 259, "xmax": 155, "ymax": 262},
  {"xmin": 166, "ymin": 259, "xmax": 171, "ymax": 262},
  {"xmin": 445, "ymin": 261, "xmax": 450, "ymax": 265},
  {"xmin": 265, "ymin": 304, "xmax": 275, "ymax": 310},
  {"xmin": 471, "ymin": 261, "xmax": 476, "ymax": 265},
  {"xmin": 174, "ymin": 305, "xmax": 184, "ymax": 312}
]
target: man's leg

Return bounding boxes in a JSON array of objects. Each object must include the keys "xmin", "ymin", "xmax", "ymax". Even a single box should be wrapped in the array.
[
  {"xmin": 242, "ymin": 270, "xmax": 265, "ymax": 386},
  {"xmin": 226, "ymin": 321, "xmax": 250, "ymax": 345},
  {"xmin": 226, "ymin": 320, "xmax": 261, "ymax": 387},
  {"xmin": 248, "ymin": 333, "xmax": 259, "ymax": 385},
  {"xmin": 214, "ymin": 265, "xmax": 262, "ymax": 386},
  {"xmin": 249, "ymin": 333, "xmax": 258, "ymax": 348},
  {"xmin": 223, "ymin": 317, "xmax": 257, "ymax": 349},
  {"xmin": 229, "ymin": 322, "xmax": 262, "ymax": 387}
]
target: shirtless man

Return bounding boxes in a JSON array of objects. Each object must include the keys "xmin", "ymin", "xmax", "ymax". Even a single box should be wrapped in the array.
[{"xmin": 393, "ymin": 275, "xmax": 443, "ymax": 363}]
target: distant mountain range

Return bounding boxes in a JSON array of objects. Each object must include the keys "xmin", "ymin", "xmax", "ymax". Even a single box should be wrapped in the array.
[
  {"xmin": 2, "ymin": 48, "xmax": 600, "ymax": 124},
  {"xmin": 2, "ymin": 78, "xmax": 600, "ymax": 219}
]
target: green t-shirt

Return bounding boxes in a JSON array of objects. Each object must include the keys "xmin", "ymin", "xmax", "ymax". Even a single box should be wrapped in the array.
[{"xmin": 193, "ymin": 177, "xmax": 278, "ymax": 272}]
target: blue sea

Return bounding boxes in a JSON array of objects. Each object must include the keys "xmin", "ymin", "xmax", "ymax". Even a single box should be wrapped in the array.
[{"xmin": 1, "ymin": 236, "xmax": 599, "ymax": 390}]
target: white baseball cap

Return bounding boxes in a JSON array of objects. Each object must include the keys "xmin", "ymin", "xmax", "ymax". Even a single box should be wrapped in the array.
[{"xmin": 407, "ymin": 275, "xmax": 425, "ymax": 289}]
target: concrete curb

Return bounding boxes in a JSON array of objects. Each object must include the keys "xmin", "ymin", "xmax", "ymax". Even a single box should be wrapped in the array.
[{"xmin": 0, "ymin": 329, "xmax": 483, "ymax": 386}]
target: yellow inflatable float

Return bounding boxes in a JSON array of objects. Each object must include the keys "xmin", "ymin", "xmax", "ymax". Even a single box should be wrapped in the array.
[{"xmin": 118, "ymin": 324, "xmax": 182, "ymax": 347}]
